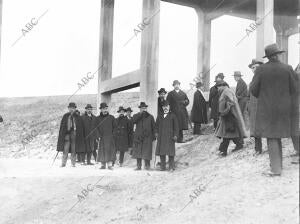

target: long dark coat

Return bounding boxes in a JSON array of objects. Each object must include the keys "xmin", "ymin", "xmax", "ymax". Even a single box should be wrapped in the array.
[
  {"xmin": 115, "ymin": 115, "xmax": 131, "ymax": 152},
  {"xmin": 57, "ymin": 112, "xmax": 86, "ymax": 153},
  {"xmin": 81, "ymin": 112, "xmax": 98, "ymax": 153},
  {"xmin": 155, "ymin": 112, "xmax": 179, "ymax": 156},
  {"xmin": 249, "ymin": 93, "xmax": 258, "ymax": 137},
  {"xmin": 95, "ymin": 113, "xmax": 116, "ymax": 163},
  {"xmin": 157, "ymin": 98, "xmax": 166, "ymax": 117},
  {"xmin": 290, "ymin": 67, "xmax": 300, "ymax": 137},
  {"xmin": 127, "ymin": 116, "xmax": 134, "ymax": 148},
  {"xmin": 250, "ymin": 60, "xmax": 298, "ymax": 138},
  {"xmin": 166, "ymin": 90, "xmax": 189, "ymax": 130},
  {"xmin": 209, "ymin": 85, "xmax": 219, "ymax": 119},
  {"xmin": 191, "ymin": 90, "xmax": 208, "ymax": 124},
  {"xmin": 236, "ymin": 78, "xmax": 248, "ymax": 114},
  {"xmin": 131, "ymin": 112, "xmax": 155, "ymax": 160},
  {"xmin": 215, "ymin": 87, "xmax": 247, "ymax": 139}
]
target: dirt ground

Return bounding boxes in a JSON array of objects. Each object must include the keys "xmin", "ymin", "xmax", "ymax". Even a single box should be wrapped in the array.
[{"xmin": 0, "ymin": 130, "xmax": 299, "ymax": 224}]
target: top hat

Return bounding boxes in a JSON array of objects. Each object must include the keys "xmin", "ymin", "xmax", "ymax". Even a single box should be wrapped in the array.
[
  {"xmin": 117, "ymin": 106, "xmax": 126, "ymax": 113},
  {"xmin": 248, "ymin": 59, "xmax": 263, "ymax": 68},
  {"xmin": 172, "ymin": 80, "xmax": 181, "ymax": 86},
  {"xmin": 233, "ymin": 71, "xmax": 242, "ymax": 77},
  {"xmin": 68, "ymin": 102, "xmax": 77, "ymax": 108},
  {"xmin": 138, "ymin": 102, "xmax": 148, "ymax": 108},
  {"xmin": 162, "ymin": 100, "xmax": 170, "ymax": 107},
  {"xmin": 196, "ymin": 82, "xmax": 203, "ymax": 88},
  {"xmin": 85, "ymin": 104, "xmax": 93, "ymax": 109},
  {"xmin": 263, "ymin": 43, "xmax": 285, "ymax": 58},
  {"xmin": 158, "ymin": 88, "xmax": 167, "ymax": 94},
  {"xmin": 126, "ymin": 107, "xmax": 133, "ymax": 112},
  {"xmin": 99, "ymin": 102, "xmax": 108, "ymax": 109}
]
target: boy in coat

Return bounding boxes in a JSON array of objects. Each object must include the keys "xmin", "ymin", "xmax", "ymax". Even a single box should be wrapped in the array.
[
  {"xmin": 132, "ymin": 102, "xmax": 156, "ymax": 170},
  {"xmin": 96, "ymin": 103, "xmax": 117, "ymax": 170},
  {"xmin": 115, "ymin": 106, "xmax": 131, "ymax": 167},
  {"xmin": 155, "ymin": 101, "xmax": 179, "ymax": 171}
]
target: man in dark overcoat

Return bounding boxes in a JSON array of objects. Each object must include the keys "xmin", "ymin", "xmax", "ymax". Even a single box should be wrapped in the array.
[
  {"xmin": 157, "ymin": 88, "xmax": 167, "ymax": 117},
  {"xmin": 250, "ymin": 43, "xmax": 298, "ymax": 176},
  {"xmin": 191, "ymin": 82, "xmax": 208, "ymax": 135},
  {"xmin": 248, "ymin": 59, "xmax": 264, "ymax": 155},
  {"xmin": 81, "ymin": 104, "xmax": 98, "ymax": 165},
  {"xmin": 234, "ymin": 71, "xmax": 248, "ymax": 121},
  {"xmin": 166, "ymin": 80, "xmax": 189, "ymax": 143},
  {"xmin": 115, "ymin": 106, "xmax": 131, "ymax": 167},
  {"xmin": 132, "ymin": 102, "xmax": 156, "ymax": 170},
  {"xmin": 209, "ymin": 74, "xmax": 224, "ymax": 129},
  {"xmin": 57, "ymin": 102, "xmax": 86, "ymax": 167},
  {"xmin": 126, "ymin": 107, "xmax": 134, "ymax": 154},
  {"xmin": 155, "ymin": 101, "xmax": 179, "ymax": 171},
  {"xmin": 96, "ymin": 103, "xmax": 117, "ymax": 170}
]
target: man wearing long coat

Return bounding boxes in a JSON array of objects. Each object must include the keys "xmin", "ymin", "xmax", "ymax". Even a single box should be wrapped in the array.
[
  {"xmin": 215, "ymin": 82, "xmax": 247, "ymax": 156},
  {"xmin": 155, "ymin": 101, "xmax": 179, "ymax": 171},
  {"xmin": 81, "ymin": 104, "xmax": 98, "ymax": 165},
  {"xmin": 250, "ymin": 43, "xmax": 298, "ymax": 176},
  {"xmin": 191, "ymin": 82, "xmax": 208, "ymax": 135},
  {"xmin": 166, "ymin": 80, "xmax": 189, "ymax": 143},
  {"xmin": 57, "ymin": 102, "xmax": 86, "ymax": 167},
  {"xmin": 209, "ymin": 74, "xmax": 223, "ymax": 129},
  {"xmin": 96, "ymin": 103, "xmax": 117, "ymax": 170},
  {"xmin": 132, "ymin": 102, "xmax": 156, "ymax": 170},
  {"xmin": 234, "ymin": 71, "xmax": 248, "ymax": 121},
  {"xmin": 126, "ymin": 107, "xmax": 134, "ymax": 151}
]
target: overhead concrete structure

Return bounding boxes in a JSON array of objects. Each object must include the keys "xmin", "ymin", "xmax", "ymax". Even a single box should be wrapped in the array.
[{"xmin": 96, "ymin": 0, "xmax": 299, "ymax": 116}]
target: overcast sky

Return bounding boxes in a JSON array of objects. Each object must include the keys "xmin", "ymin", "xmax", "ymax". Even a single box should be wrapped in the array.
[{"xmin": 0, "ymin": 0, "xmax": 299, "ymax": 97}]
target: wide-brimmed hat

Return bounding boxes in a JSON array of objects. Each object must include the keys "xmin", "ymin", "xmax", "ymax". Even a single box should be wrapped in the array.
[
  {"xmin": 126, "ymin": 107, "xmax": 133, "ymax": 112},
  {"xmin": 248, "ymin": 59, "xmax": 263, "ymax": 68},
  {"xmin": 68, "ymin": 102, "xmax": 77, "ymax": 108},
  {"xmin": 233, "ymin": 71, "xmax": 242, "ymax": 77},
  {"xmin": 196, "ymin": 82, "xmax": 203, "ymax": 88},
  {"xmin": 138, "ymin": 102, "xmax": 148, "ymax": 108},
  {"xmin": 172, "ymin": 80, "xmax": 181, "ymax": 86},
  {"xmin": 158, "ymin": 88, "xmax": 167, "ymax": 94},
  {"xmin": 263, "ymin": 43, "xmax": 285, "ymax": 58},
  {"xmin": 99, "ymin": 102, "xmax": 108, "ymax": 109},
  {"xmin": 117, "ymin": 106, "xmax": 126, "ymax": 113},
  {"xmin": 85, "ymin": 104, "xmax": 93, "ymax": 109}
]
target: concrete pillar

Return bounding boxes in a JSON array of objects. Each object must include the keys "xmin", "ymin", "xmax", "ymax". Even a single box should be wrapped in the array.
[
  {"xmin": 140, "ymin": 0, "xmax": 160, "ymax": 117},
  {"xmin": 276, "ymin": 31, "xmax": 289, "ymax": 64},
  {"xmin": 256, "ymin": 0, "xmax": 275, "ymax": 60},
  {"xmin": 0, "ymin": 0, "xmax": 2, "ymax": 62},
  {"xmin": 195, "ymin": 9, "xmax": 211, "ymax": 91},
  {"xmin": 97, "ymin": 0, "xmax": 114, "ymax": 114}
]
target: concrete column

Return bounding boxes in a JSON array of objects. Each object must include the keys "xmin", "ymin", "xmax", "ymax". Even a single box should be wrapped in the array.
[
  {"xmin": 195, "ymin": 9, "xmax": 211, "ymax": 91},
  {"xmin": 140, "ymin": 0, "xmax": 160, "ymax": 117},
  {"xmin": 0, "ymin": 0, "xmax": 2, "ymax": 63},
  {"xmin": 97, "ymin": 0, "xmax": 114, "ymax": 114},
  {"xmin": 276, "ymin": 31, "xmax": 289, "ymax": 64},
  {"xmin": 256, "ymin": 0, "xmax": 275, "ymax": 60}
]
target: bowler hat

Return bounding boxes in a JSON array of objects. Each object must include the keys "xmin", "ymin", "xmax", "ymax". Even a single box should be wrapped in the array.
[
  {"xmin": 263, "ymin": 43, "xmax": 285, "ymax": 58},
  {"xmin": 162, "ymin": 100, "xmax": 170, "ymax": 107},
  {"xmin": 216, "ymin": 73, "xmax": 225, "ymax": 79},
  {"xmin": 138, "ymin": 102, "xmax": 148, "ymax": 108},
  {"xmin": 172, "ymin": 80, "xmax": 181, "ymax": 86},
  {"xmin": 248, "ymin": 59, "xmax": 263, "ymax": 68},
  {"xmin": 117, "ymin": 106, "xmax": 126, "ymax": 113},
  {"xmin": 99, "ymin": 102, "xmax": 108, "ymax": 109},
  {"xmin": 126, "ymin": 107, "xmax": 133, "ymax": 112},
  {"xmin": 233, "ymin": 71, "xmax": 242, "ymax": 77},
  {"xmin": 196, "ymin": 82, "xmax": 203, "ymax": 88},
  {"xmin": 85, "ymin": 104, "xmax": 93, "ymax": 109},
  {"xmin": 158, "ymin": 88, "xmax": 167, "ymax": 94},
  {"xmin": 68, "ymin": 102, "xmax": 77, "ymax": 108}
]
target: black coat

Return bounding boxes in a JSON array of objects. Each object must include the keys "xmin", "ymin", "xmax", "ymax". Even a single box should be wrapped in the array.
[
  {"xmin": 236, "ymin": 78, "xmax": 248, "ymax": 113},
  {"xmin": 191, "ymin": 90, "xmax": 208, "ymax": 124},
  {"xmin": 115, "ymin": 115, "xmax": 131, "ymax": 152},
  {"xmin": 95, "ymin": 113, "xmax": 116, "ymax": 162},
  {"xmin": 166, "ymin": 90, "xmax": 189, "ymax": 130},
  {"xmin": 157, "ymin": 97, "xmax": 166, "ymax": 117},
  {"xmin": 155, "ymin": 112, "xmax": 179, "ymax": 156},
  {"xmin": 57, "ymin": 112, "xmax": 86, "ymax": 153},
  {"xmin": 132, "ymin": 112, "xmax": 155, "ymax": 160},
  {"xmin": 127, "ymin": 116, "xmax": 134, "ymax": 148},
  {"xmin": 81, "ymin": 113, "xmax": 98, "ymax": 153},
  {"xmin": 209, "ymin": 85, "xmax": 219, "ymax": 119}
]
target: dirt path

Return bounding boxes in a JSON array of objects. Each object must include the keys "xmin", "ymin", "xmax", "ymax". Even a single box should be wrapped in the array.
[{"xmin": 0, "ymin": 134, "xmax": 298, "ymax": 224}]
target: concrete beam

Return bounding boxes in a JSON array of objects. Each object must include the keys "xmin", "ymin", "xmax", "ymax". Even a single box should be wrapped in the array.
[
  {"xmin": 99, "ymin": 70, "xmax": 141, "ymax": 94},
  {"xmin": 140, "ymin": 0, "xmax": 160, "ymax": 117}
]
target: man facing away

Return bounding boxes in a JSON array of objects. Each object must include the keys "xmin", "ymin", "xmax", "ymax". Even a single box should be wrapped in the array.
[
  {"xmin": 250, "ymin": 43, "xmax": 298, "ymax": 176},
  {"xmin": 57, "ymin": 102, "xmax": 86, "ymax": 167},
  {"xmin": 131, "ymin": 102, "xmax": 156, "ymax": 170},
  {"xmin": 191, "ymin": 81, "xmax": 208, "ymax": 135},
  {"xmin": 234, "ymin": 71, "xmax": 248, "ymax": 121},
  {"xmin": 166, "ymin": 80, "xmax": 189, "ymax": 143}
]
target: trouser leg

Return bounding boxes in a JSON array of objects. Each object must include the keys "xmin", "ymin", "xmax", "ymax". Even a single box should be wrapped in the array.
[
  {"xmin": 144, "ymin": 159, "xmax": 150, "ymax": 168},
  {"xmin": 267, "ymin": 138, "xmax": 282, "ymax": 174},
  {"xmin": 255, "ymin": 137, "xmax": 262, "ymax": 153},
  {"xmin": 232, "ymin": 138, "xmax": 243, "ymax": 147},
  {"xmin": 62, "ymin": 135, "xmax": 70, "ymax": 166},
  {"xmin": 160, "ymin": 155, "xmax": 166, "ymax": 170},
  {"xmin": 87, "ymin": 152, "xmax": 92, "ymax": 164},
  {"xmin": 119, "ymin": 151, "xmax": 125, "ymax": 164},
  {"xmin": 193, "ymin": 123, "xmax": 201, "ymax": 135},
  {"xmin": 70, "ymin": 132, "xmax": 76, "ymax": 166},
  {"xmin": 219, "ymin": 138, "xmax": 230, "ymax": 155},
  {"xmin": 169, "ymin": 156, "xmax": 175, "ymax": 170},
  {"xmin": 137, "ymin": 158, "xmax": 142, "ymax": 168},
  {"xmin": 79, "ymin": 153, "xmax": 86, "ymax": 163},
  {"xmin": 178, "ymin": 130, "xmax": 183, "ymax": 142},
  {"xmin": 213, "ymin": 118, "xmax": 219, "ymax": 129},
  {"xmin": 291, "ymin": 136, "xmax": 300, "ymax": 155}
]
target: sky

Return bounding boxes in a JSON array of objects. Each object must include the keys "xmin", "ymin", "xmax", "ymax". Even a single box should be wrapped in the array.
[{"xmin": 0, "ymin": 0, "xmax": 299, "ymax": 98}]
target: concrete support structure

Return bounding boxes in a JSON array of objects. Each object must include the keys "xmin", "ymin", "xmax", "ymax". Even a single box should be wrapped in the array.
[{"xmin": 195, "ymin": 9, "xmax": 211, "ymax": 91}]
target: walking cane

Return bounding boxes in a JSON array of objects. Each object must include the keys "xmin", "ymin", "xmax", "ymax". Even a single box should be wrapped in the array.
[{"xmin": 51, "ymin": 151, "xmax": 59, "ymax": 166}]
